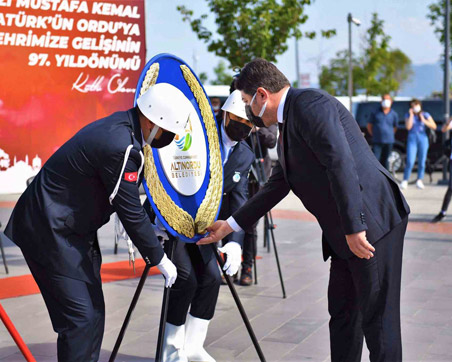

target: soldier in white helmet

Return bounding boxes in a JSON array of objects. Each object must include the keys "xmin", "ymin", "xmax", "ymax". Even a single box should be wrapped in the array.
[
  {"xmin": 158, "ymin": 90, "xmax": 255, "ymax": 362},
  {"xmin": 4, "ymin": 83, "xmax": 190, "ymax": 362}
]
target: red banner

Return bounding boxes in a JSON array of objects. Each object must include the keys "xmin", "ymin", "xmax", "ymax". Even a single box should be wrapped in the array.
[{"xmin": 0, "ymin": 0, "xmax": 145, "ymax": 193}]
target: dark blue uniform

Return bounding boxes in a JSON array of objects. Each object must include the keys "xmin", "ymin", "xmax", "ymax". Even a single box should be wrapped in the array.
[
  {"xmin": 5, "ymin": 108, "xmax": 163, "ymax": 361},
  {"xmin": 163, "ymin": 121, "xmax": 254, "ymax": 326}
]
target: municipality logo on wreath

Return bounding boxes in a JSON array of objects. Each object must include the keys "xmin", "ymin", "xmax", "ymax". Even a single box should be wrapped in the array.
[
  {"xmin": 136, "ymin": 53, "xmax": 222, "ymax": 243},
  {"xmin": 174, "ymin": 117, "xmax": 193, "ymax": 151}
]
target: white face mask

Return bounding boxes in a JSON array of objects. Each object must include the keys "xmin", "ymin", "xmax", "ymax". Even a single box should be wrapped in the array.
[
  {"xmin": 212, "ymin": 105, "xmax": 220, "ymax": 111},
  {"xmin": 250, "ymin": 91, "xmax": 267, "ymax": 118},
  {"xmin": 381, "ymin": 99, "xmax": 391, "ymax": 108},
  {"xmin": 413, "ymin": 105, "xmax": 421, "ymax": 113}
]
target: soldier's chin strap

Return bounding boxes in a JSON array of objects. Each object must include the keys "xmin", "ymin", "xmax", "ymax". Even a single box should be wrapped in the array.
[{"xmin": 145, "ymin": 125, "xmax": 160, "ymax": 145}]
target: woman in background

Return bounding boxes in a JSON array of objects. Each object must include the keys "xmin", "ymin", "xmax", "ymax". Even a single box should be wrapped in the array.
[{"xmin": 400, "ymin": 99, "xmax": 437, "ymax": 190}]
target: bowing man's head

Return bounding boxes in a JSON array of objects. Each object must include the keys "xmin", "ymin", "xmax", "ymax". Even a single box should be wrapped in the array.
[{"xmin": 235, "ymin": 58, "xmax": 290, "ymax": 127}]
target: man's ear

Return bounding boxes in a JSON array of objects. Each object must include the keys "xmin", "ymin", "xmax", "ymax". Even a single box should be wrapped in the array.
[{"xmin": 257, "ymin": 87, "xmax": 268, "ymax": 101}]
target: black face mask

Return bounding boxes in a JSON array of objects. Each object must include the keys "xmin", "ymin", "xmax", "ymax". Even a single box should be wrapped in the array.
[
  {"xmin": 151, "ymin": 130, "xmax": 175, "ymax": 148},
  {"xmin": 146, "ymin": 125, "xmax": 176, "ymax": 148},
  {"xmin": 225, "ymin": 115, "xmax": 252, "ymax": 142},
  {"xmin": 245, "ymin": 105, "xmax": 265, "ymax": 128}
]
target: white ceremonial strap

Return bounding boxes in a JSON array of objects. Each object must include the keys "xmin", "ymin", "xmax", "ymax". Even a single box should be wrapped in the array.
[
  {"xmin": 137, "ymin": 150, "xmax": 144, "ymax": 183},
  {"xmin": 109, "ymin": 144, "xmax": 134, "ymax": 205},
  {"xmin": 127, "ymin": 239, "xmax": 135, "ymax": 263}
]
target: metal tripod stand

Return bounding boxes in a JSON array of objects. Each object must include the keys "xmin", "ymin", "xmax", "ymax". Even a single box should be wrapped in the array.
[
  {"xmin": 109, "ymin": 235, "xmax": 266, "ymax": 361},
  {"xmin": 249, "ymin": 132, "xmax": 286, "ymax": 298}
]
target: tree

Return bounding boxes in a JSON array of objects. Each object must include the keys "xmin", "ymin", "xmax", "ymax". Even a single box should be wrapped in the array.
[
  {"xmin": 211, "ymin": 60, "xmax": 234, "ymax": 85},
  {"xmin": 177, "ymin": 0, "xmax": 336, "ymax": 69},
  {"xmin": 386, "ymin": 50, "xmax": 412, "ymax": 95},
  {"xmin": 427, "ymin": 0, "xmax": 451, "ymax": 62},
  {"xmin": 319, "ymin": 13, "xmax": 411, "ymax": 96},
  {"xmin": 198, "ymin": 72, "xmax": 209, "ymax": 84},
  {"xmin": 318, "ymin": 50, "xmax": 362, "ymax": 96}
]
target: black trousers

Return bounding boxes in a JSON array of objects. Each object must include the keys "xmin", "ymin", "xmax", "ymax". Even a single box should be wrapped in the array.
[
  {"xmin": 372, "ymin": 143, "xmax": 393, "ymax": 170},
  {"xmin": 167, "ymin": 242, "xmax": 221, "ymax": 326},
  {"xmin": 328, "ymin": 217, "xmax": 407, "ymax": 362},
  {"xmin": 440, "ymin": 160, "xmax": 452, "ymax": 212},
  {"xmin": 23, "ymin": 248, "xmax": 104, "ymax": 362}
]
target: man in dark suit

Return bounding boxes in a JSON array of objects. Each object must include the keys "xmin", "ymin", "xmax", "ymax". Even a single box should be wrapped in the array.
[
  {"xmin": 4, "ymin": 83, "xmax": 189, "ymax": 362},
  {"xmin": 160, "ymin": 90, "xmax": 254, "ymax": 362},
  {"xmin": 198, "ymin": 59, "xmax": 409, "ymax": 362}
]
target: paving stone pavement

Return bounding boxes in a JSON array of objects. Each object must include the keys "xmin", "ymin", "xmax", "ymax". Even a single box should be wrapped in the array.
[{"xmin": 0, "ymin": 172, "xmax": 452, "ymax": 361}]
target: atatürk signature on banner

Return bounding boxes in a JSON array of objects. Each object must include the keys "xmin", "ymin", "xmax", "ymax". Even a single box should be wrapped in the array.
[{"xmin": 72, "ymin": 72, "xmax": 135, "ymax": 94}]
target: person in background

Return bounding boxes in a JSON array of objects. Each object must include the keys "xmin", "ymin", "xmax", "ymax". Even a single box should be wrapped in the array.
[
  {"xmin": 400, "ymin": 99, "xmax": 437, "ymax": 190},
  {"xmin": 160, "ymin": 90, "xmax": 254, "ymax": 362},
  {"xmin": 367, "ymin": 94, "xmax": 398, "ymax": 170},
  {"xmin": 210, "ymin": 97, "xmax": 223, "ymax": 120},
  {"xmin": 230, "ymin": 77, "xmax": 278, "ymax": 286},
  {"xmin": 240, "ymin": 124, "xmax": 277, "ymax": 285},
  {"xmin": 432, "ymin": 118, "xmax": 452, "ymax": 222}
]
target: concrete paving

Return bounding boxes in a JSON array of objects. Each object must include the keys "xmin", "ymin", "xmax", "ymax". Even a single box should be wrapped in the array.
[{"xmin": 0, "ymin": 171, "xmax": 451, "ymax": 361}]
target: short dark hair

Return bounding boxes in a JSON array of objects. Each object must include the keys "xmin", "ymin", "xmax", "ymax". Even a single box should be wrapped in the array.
[
  {"xmin": 235, "ymin": 58, "xmax": 290, "ymax": 96},
  {"xmin": 411, "ymin": 98, "xmax": 421, "ymax": 106}
]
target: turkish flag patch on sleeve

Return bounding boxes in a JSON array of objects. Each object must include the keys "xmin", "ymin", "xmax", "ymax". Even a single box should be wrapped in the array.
[{"xmin": 124, "ymin": 172, "xmax": 138, "ymax": 182}]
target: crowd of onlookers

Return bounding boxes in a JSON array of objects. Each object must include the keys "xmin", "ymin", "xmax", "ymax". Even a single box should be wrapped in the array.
[
  {"xmin": 367, "ymin": 95, "xmax": 437, "ymax": 190},
  {"xmin": 367, "ymin": 94, "xmax": 452, "ymax": 222}
]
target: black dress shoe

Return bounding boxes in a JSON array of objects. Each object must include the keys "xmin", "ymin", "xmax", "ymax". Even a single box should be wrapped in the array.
[
  {"xmin": 240, "ymin": 267, "xmax": 253, "ymax": 286},
  {"xmin": 432, "ymin": 212, "xmax": 446, "ymax": 223}
]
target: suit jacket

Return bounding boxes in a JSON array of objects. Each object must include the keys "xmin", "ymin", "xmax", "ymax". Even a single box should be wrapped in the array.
[
  {"xmin": 5, "ymin": 108, "xmax": 164, "ymax": 282},
  {"xmin": 233, "ymin": 88, "xmax": 410, "ymax": 260}
]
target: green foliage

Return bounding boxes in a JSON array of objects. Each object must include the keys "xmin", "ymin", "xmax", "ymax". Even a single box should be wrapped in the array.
[
  {"xmin": 427, "ymin": 0, "xmax": 452, "ymax": 63},
  {"xmin": 319, "ymin": 50, "xmax": 361, "ymax": 96},
  {"xmin": 319, "ymin": 13, "xmax": 411, "ymax": 96},
  {"xmin": 198, "ymin": 72, "xmax": 209, "ymax": 84},
  {"xmin": 177, "ymin": 0, "xmax": 336, "ymax": 68},
  {"xmin": 211, "ymin": 60, "xmax": 234, "ymax": 85},
  {"xmin": 428, "ymin": 1, "xmax": 450, "ymax": 48},
  {"xmin": 388, "ymin": 50, "xmax": 413, "ymax": 95}
]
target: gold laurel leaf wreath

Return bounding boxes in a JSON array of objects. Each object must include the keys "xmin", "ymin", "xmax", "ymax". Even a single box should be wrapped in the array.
[
  {"xmin": 141, "ymin": 63, "xmax": 196, "ymax": 238},
  {"xmin": 179, "ymin": 65, "xmax": 223, "ymax": 234},
  {"xmin": 139, "ymin": 63, "xmax": 159, "ymax": 96}
]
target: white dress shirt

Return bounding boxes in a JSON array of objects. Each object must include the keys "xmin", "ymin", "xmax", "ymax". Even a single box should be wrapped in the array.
[{"xmin": 221, "ymin": 121, "xmax": 237, "ymax": 165}]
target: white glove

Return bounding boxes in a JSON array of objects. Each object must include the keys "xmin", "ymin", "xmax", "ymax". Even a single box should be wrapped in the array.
[
  {"xmin": 153, "ymin": 216, "xmax": 169, "ymax": 242},
  {"xmin": 157, "ymin": 253, "xmax": 177, "ymax": 288},
  {"xmin": 218, "ymin": 241, "xmax": 242, "ymax": 276}
]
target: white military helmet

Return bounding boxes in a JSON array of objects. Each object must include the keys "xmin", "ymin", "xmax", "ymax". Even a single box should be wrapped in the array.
[
  {"xmin": 137, "ymin": 83, "xmax": 192, "ymax": 135},
  {"xmin": 221, "ymin": 90, "xmax": 249, "ymax": 121}
]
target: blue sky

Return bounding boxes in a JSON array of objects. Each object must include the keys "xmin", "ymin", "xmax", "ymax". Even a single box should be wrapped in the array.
[{"xmin": 145, "ymin": 0, "xmax": 443, "ymax": 85}]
